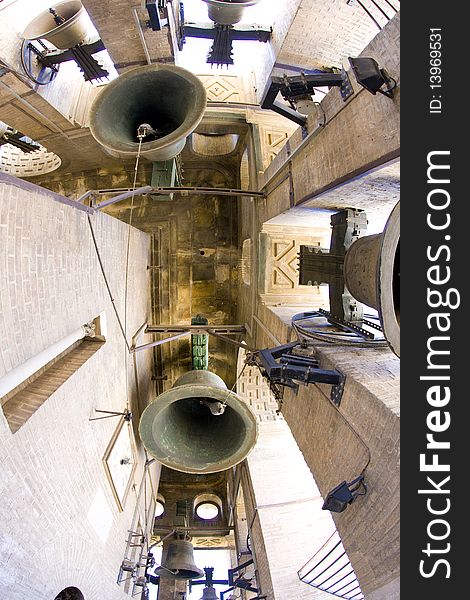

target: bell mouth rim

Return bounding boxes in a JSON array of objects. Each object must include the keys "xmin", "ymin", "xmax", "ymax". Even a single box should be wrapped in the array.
[
  {"xmin": 377, "ymin": 201, "xmax": 400, "ymax": 357},
  {"xmin": 139, "ymin": 383, "xmax": 259, "ymax": 474},
  {"xmin": 89, "ymin": 64, "xmax": 207, "ymax": 157}
]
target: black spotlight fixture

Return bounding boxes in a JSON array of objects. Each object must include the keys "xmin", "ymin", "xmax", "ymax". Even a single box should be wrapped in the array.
[
  {"xmin": 322, "ymin": 475, "xmax": 367, "ymax": 513},
  {"xmin": 348, "ymin": 57, "xmax": 396, "ymax": 98}
]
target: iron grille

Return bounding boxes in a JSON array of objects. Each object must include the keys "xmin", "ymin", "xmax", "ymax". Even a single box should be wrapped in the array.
[{"xmin": 298, "ymin": 531, "xmax": 364, "ymax": 599}]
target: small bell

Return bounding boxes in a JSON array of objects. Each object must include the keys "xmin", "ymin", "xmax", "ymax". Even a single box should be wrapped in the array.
[
  {"xmin": 200, "ymin": 585, "xmax": 219, "ymax": 600},
  {"xmin": 155, "ymin": 538, "xmax": 204, "ymax": 580}
]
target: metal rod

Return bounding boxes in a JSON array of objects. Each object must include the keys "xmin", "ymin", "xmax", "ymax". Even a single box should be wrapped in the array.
[
  {"xmin": 329, "ymin": 571, "xmax": 356, "ymax": 593},
  {"xmin": 94, "ymin": 186, "xmax": 153, "ymax": 210},
  {"xmin": 150, "ymin": 186, "xmax": 264, "ymax": 197},
  {"xmin": 89, "ymin": 409, "xmax": 130, "ymax": 421},
  {"xmin": 154, "ymin": 525, "xmax": 235, "ymax": 531},
  {"xmin": 207, "ymin": 330, "xmax": 256, "ymax": 352},
  {"xmin": 132, "ymin": 331, "xmax": 190, "ymax": 353},
  {"xmin": 355, "ymin": 0, "xmax": 382, "ymax": 29},
  {"xmin": 317, "ymin": 561, "xmax": 352, "ymax": 588},
  {"xmin": 382, "ymin": 0, "xmax": 398, "ymax": 12},
  {"xmin": 220, "ymin": 588, "xmax": 235, "ymax": 600},
  {"xmin": 90, "ymin": 186, "xmax": 263, "ymax": 207},
  {"xmin": 252, "ymin": 315, "xmax": 281, "ymax": 346},
  {"xmin": 301, "ymin": 542, "xmax": 343, "ymax": 581},
  {"xmin": 369, "ymin": 0, "xmax": 392, "ymax": 20},
  {"xmin": 87, "ymin": 215, "xmax": 131, "ymax": 351},
  {"xmin": 77, "ymin": 190, "xmax": 95, "ymax": 204},
  {"xmin": 146, "ymin": 324, "xmax": 246, "ymax": 334},
  {"xmin": 132, "ymin": 6, "xmax": 152, "ymax": 64}
]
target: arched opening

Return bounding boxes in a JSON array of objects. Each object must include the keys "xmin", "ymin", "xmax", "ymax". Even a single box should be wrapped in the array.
[
  {"xmin": 194, "ymin": 492, "xmax": 223, "ymax": 520},
  {"xmin": 192, "ymin": 132, "xmax": 239, "ymax": 155}
]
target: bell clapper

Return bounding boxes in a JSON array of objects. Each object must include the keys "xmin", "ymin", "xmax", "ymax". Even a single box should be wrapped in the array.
[
  {"xmin": 137, "ymin": 122, "xmax": 172, "ymax": 142},
  {"xmin": 199, "ymin": 398, "xmax": 226, "ymax": 415},
  {"xmin": 49, "ymin": 8, "xmax": 66, "ymax": 26},
  {"xmin": 137, "ymin": 123, "xmax": 156, "ymax": 140},
  {"xmin": 158, "ymin": 564, "xmax": 180, "ymax": 576}
]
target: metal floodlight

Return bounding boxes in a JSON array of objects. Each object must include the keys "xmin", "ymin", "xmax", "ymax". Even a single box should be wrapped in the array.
[
  {"xmin": 260, "ymin": 69, "xmax": 354, "ymax": 126},
  {"xmin": 121, "ymin": 559, "xmax": 136, "ymax": 573},
  {"xmin": 348, "ymin": 57, "xmax": 396, "ymax": 98},
  {"xmin": 134, "ymin": 576, "xmax": 147, "ymax": 587},
  {"xmin": 322, "ymin": 475, "xmax": 367, "ymax": 513}
]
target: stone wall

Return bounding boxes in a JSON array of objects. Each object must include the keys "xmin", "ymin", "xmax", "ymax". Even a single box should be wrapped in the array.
[
  {"xmin": 243, "ymin": 420, "xmax": 338, "ymax": 600},
  {"xmin": 259, "ymin": 12, "xmax": 401, "ymax": 213},
  {"xmin": 82, "ymin": 0, "xmax": 174, "ymax": 72},
  {"xmin": 276, "ymin": 0, "xmax": 396, "ymax": 71},
  {"xmin": 0, "ymin": 174, "xmax": 158, "ymax": 599},
  {"xmin": 244, "ymin": 302, "xmax": 400, "ymax": 598}
]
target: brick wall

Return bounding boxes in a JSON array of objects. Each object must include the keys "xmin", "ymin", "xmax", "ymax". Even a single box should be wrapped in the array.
[
  {"xmin": 259, "ymin": 13, "xmax": 401, "ymax": 218},
  {"xmin": 0, "ymin": 174, "xmax": 158, "ymax": 599},
  {"xmin": 245, "ymin": 302, "xmax": 400, "ymax": 598},
  {"xmin": 277, "ymin": 0, "xmax": 392, "ymax": 70},
  {"xmin": 82, "ymin": 0, "xmax": 174, "ymax": 71}
]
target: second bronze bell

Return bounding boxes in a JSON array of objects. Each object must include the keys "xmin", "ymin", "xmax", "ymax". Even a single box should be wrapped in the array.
[{"xmin": 155, "ymin": 537, "xmax": 204, "ymax": 580}]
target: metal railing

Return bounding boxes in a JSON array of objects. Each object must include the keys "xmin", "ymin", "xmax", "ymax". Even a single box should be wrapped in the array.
[
  {"xmin": 298, "ymin": 530, "xmax": 364, "ymax": 599},
  {"xmin": 353, "ymin": 0, "xmax": 399, "ymax": 31}
]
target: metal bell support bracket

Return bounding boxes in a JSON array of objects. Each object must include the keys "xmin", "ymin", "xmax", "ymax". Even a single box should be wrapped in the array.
[
  {"xmin": 298, "ymin": 203, "xmax": 400, "ymax": 356},
  {"xmin": 178, "ymin": 0, "xmax": 271, "ymax": 67},
  {"xmin": 21, "ymin": 38, "xmax": 108, "ymax": 84},
  {"xmin": 247, "ymin": 342, "xmax": 345, "ymax": 408},
  {"xmin": 261, "ymin": 69, "xmax": 354, "ymax": 127},
  {"xmin": 21, "ymin": 1, "xmax": 109, "ymax": 83},
  {"xmin": 188, "ymin": 567, "xmax": 229, "ymax": 595},
  {"xmin": 261, "ymin": 56, "xmax": 396, "ymax": 126}
]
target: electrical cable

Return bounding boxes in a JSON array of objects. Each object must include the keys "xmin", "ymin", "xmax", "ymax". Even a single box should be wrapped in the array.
[
  {"xmin": 310, "ymin": 380, "xmax": 371, "ymax": 475},
  {"xmin": 87, "ymin": 214, "xmax": 131, "ymax": 352},
  {"xmin": 220, "ymin": 359, "xmax": 250, "ymax": 409},
  {"xmin": 123, "ymin": 136, "xmax": 144, "ymax": 411},
  {"xmin": 292, "ymin": 313, "xmax": 389, "ymax": 348},
  {"xmin": 20, "ymin": 39, "xmax": 57, "ymax": 85}
]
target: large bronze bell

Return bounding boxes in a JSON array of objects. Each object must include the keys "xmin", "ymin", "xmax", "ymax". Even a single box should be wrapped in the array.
[
  {"xmin": 139, "ymin": 370, "xmax": 258, "ymax": 474},
  {"xmin": 22, "ymin": 1, "xmax": 89, "ymax": 50},
  {"xmin": 155, "ymin": 539, "xmax": 204, "ymax": 580},
  {"xmin": 344, "ymin": 202, "xmax": 400, "ymax": 356},
  {"xmin": 203, "ymin": 0, "xmax": 261, "ymax": 25},
  {"xmin": 89, "ymin": 64, "xmax": 207, "ymax": 162}
]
